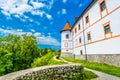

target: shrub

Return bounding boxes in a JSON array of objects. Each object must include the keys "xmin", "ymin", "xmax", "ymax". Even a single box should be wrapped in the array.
[{"xmin": 31, "ymin": 52, "xmax": 54, "ymax": 67}]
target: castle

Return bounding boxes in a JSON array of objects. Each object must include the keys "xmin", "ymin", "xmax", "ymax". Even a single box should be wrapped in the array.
[{"xmin": 60, "ymin": 0, "xmax": 120, "ymax": 66}]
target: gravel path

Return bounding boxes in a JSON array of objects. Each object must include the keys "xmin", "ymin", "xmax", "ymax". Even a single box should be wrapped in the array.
[
  {"xmin": 60, "ymin": 57, "xmax": 120, "ymax": 80},
  {"xmin": 86, "ymin": 68, "xmax": 120, "ymax": 80}
]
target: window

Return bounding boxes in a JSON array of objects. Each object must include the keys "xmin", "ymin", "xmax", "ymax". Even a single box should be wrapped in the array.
[
  {"xmin": 85, "ymin": 15, "xmax": 89, "ymax": 23},
  {"xmin": 87, "ymin": 32, "xmax": 91, "ymax": 41},
  {"xmin": 78, "ymin": 24, "xmax": 80, "ymax": 30},
  {"xmin": 104, "ymin": 25, "xmax": 111, "ymax": 34},
  {"xmin": 80, "ymin": 50, "xmax": 83, "ymax": 55},
  {"xmin": 66, "ymin": 34, "xmax": 69, "ymax": 39},
  {"xmin": 64, "ymin": 42, "xmax": 68, "ymax": 47},
  {"xmin": 79, "ymin": 37, "xmax": 81, "ymax": 43},
  {"xmin": 100, "ymin": 1, "xmax": 106, "ymax": 11},
  {"xmin": 75, "ymin": 28, "xmax": 77, "ymax": 33},
  {"xmin": 103, "ymin": 21, "xmax": 112, "ymax": 38}
]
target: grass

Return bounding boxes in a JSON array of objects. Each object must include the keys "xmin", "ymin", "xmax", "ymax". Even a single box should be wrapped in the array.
[
  {"xmin": 48, "ymin": 56, "xmax": 67, "ymax": 65},
  {"xmin": 48, "ymin": 56, "xmax": 98, "ymax": 80},
  {"xmin": 84, "ymin": 70, "xmax": 98, "ymax": 80},
  {"xmin": 63, "ymin": 57, "xmax": 120, "ymax": 77}
]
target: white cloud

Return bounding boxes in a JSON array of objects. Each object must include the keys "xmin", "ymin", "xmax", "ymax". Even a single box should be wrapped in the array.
[
  {"xmin": 63, "ymin": 0, "xmax": 67, "ymax": 3},
  {"xmin": 31, "ymin": 29, "xmax": 35, "ymax": 32},
  {"xmin": 47, "ymin": 0, "xmax": 54, "ymax": 9},
  {"xmin": 31, "ymin": 10, "xmax": 45, "ymax": 17},
  {"xmin": 46, "ymin": 13, "xmax": 52, "ymax": 20},
  {"xmin": 29, "ymin": 19, "xmax": 33, "ymax": 22},
  {"xmin": 48, "ymin": 33, "xmax": 51, "ymax": 36},
  {"xmin": 0, "ymin": 0, "xmax": 53, "ymax": 20},
  {"xmin": 14, "ymin": 14, "xmax": 20, "ymax": 18},
  {"xmin": 34, "ymin": 32, "xmax": 41, "ymax": 37},
  {"xmin": 62, "ymin": 9, "xmax": 67, "ymax": 14},
  {"xmin": 31, "ymin": 1, "xmax": 45, "ymax": 9},
  {"xmin": 0, "ymin": 27, "xmax": 60, "ymax": 46},
  {"xmin": 17, "ymin": 29, "xmax": 23, "ymax": 32},
  {"xmin": 23, "ymin": 15, "xmax": 29, "ymax": 19},
  {"xmin": 0, "ymin": 28, "xmax": 25, "ymax": 36},
  {"xmin": 11, "ymin": 4, "xmax": 33, "ymax": 15},
  {"xmin": 36, "ymin": 36, "xmax": 60, "ymax": 46},
  {"xmin": 1, "ymin": 10, "xmax": 10, "ymax": 16}
]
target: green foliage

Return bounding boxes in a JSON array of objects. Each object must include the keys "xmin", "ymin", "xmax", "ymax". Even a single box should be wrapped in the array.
[
  {"xmin": 63, "ymin": 57, "xmax": 120, "ymax": 77},
  {"xmin": 31, "ymin": 51, "xmax": 54, "ymax": 67},
  {"xmin": 84, "ymin": 70, "xmax": 98, "ymax": 79},
  {"xmin": 48, "ymin": 56, "xmax": 66, "ymax": 65},
  {"xmin": 31, "ymin": 49, "xmax": 66, "ymax": 67},
  {"xmin": 55, "ymin": 50, "xmax": 61, "ymax": 59},
  {"xmin": 0, "ymin": 35, "xmax": 63, "ymax": 76},
  {"xmin": 0, "ymin": 48, "xmax": 13, "ymax": 75},
  {"xmin": 0, "ymin": 34, "xmax": 41, "ymax": 75}
]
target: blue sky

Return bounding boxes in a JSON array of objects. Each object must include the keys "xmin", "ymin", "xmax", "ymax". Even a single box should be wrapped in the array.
[{"xmin": 0, "ymin": 0, "xmax": 92, "ymax": 50}]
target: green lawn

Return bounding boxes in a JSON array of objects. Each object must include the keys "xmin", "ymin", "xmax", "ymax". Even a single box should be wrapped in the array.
[
  {"xmin": 63, "ymin": 57, "xmax": 120, "ymax": 77},
  {"xmin": 48, "ymin": 57, "xmax": 67, "ymax": 65},
  {"xmin": 84, "ymin": 70, "xmax": 98, "ymax": 80}
]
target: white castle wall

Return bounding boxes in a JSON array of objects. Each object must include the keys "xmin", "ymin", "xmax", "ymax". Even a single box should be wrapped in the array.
[
  {"xmin": 61, "ymin": 31, "xmax": 72, "ymax": 53},
  {"xmin": 71, "ymin": 0, "xmax": 120, "ymax": 55},
  {"xmin": 61, "ymin": 0, "xmax": 120, "ymax": 66}
]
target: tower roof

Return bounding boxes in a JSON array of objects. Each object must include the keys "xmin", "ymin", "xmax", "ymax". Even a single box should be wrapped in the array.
[{"xmin": 61, "ymin": 22, "xmax": 71, "ymax": 33}]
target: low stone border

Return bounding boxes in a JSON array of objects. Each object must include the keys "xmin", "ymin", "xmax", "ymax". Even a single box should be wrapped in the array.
[{"xmin": 0, "ymin": 64, "xmax": 84, "ymax": 80}]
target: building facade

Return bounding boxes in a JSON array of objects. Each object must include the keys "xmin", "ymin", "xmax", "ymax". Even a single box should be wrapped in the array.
[{"xmin": 61, "ymin": 0, "xmax": 120, "ymax": 66}]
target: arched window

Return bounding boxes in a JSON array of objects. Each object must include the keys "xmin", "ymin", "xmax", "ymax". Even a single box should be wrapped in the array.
[{"xmin": 66, "ymin": 34, "xmax": 69, "ymax": 39}]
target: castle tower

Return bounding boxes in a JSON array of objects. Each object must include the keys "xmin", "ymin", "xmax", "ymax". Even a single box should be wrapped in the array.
[{"xmin": 60, "ymin": 22, "xmax": 73, "ymax": 56}]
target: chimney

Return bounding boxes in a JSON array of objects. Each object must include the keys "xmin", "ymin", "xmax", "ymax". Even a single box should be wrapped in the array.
[{"xmin": 75, "ymin": 17, "xmax": 79, "ymax": 22}]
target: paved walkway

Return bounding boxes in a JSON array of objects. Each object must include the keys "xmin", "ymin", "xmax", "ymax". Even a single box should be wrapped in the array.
[{"xmin": 60, "ymin": 57, "xmax": 120, "ymax": 80}]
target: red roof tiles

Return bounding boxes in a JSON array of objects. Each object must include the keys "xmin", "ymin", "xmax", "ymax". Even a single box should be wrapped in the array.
[{"xmin": 62, "ymin": 22, "xmax": 71, "ymax": 31}]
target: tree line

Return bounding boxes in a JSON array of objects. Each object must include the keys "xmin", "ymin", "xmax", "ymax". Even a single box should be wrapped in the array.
[{"xmin": 0, "ymin": 34, "xmax": 55, "ymax": 76}]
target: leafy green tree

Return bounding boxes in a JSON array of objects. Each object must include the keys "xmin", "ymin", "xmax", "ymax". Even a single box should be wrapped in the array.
[
  {"xmin": 0, "ymin": 34, "xmax": 41, "ymax": 75},
  {"xmin": 0, "ymin": 48, "xmax": 13, "ymax": 75}
]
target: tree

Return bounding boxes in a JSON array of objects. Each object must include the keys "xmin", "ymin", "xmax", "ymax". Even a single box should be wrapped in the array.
[
  {"xmin": 0, "ymin": 48, "xmax": 13, "ymax": 75},
  {"xmin": 0, "ymin": 34, "xmax": 41, "ymax": 75}
]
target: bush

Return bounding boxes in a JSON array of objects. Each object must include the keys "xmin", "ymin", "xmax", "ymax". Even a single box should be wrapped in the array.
[{"xmin": 31, "ymin": 52, "xmax": 54, "ymax": 67}]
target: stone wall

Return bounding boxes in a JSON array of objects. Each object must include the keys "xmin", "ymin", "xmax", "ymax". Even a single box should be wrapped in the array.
[
  {"xmin": 0, "ymin": 64, "xmax": 84, "ymax": 80},
  {"xmin": 75, "ymin": 54, "xmax": 120, "ymax": 67},
  {"xmin": 61, "ymin": 52, "xmax": 73, "ymax": 58}
]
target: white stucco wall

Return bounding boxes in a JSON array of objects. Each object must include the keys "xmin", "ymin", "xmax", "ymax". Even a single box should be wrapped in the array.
[
  {"xmin": 71, "ymin": 0, "xmax": 120, "ymax": 55},
  {"xmin": 61, "ymin": 30, "xmax": 73, "ymax": 53}
]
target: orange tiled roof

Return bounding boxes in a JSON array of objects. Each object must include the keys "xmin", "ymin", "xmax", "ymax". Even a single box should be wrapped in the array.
[{"xmin": 62, "ymin": 22, "xmax": 71, "ymax": 31}]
